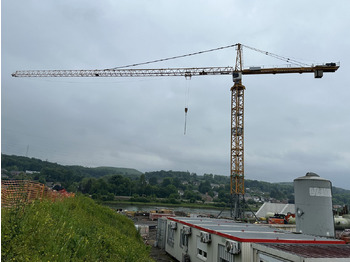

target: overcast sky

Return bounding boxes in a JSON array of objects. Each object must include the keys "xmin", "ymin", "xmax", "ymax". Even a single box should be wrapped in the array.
[{"xmin": 2, "ymin": 1, "xmax": 350, "ymax": 189}]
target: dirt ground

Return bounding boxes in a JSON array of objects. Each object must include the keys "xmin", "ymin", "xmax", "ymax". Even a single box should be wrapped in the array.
[
  {"xmin": 134, "ymin": 217, "xmax": 177, "ymax": 262},
  {"xmin": 149, "ymin": 243, "xmax": 177, "ymax": 262},
  {"xmin": 147, "ymin": 226, "xmax": 177, "ymax": 261}
]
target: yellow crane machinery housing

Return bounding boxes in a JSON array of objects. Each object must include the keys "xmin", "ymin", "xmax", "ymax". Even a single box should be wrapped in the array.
[{"xmin": 12, "ymin": 43, "xmax": 339, "ymax": 219}]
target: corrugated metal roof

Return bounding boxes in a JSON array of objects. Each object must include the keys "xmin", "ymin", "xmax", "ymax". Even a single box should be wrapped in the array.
[
  {"xmin": 255, "ymin": 202, "xmax": 295, "ymax": 218},
  {"xmin": 169, "ymin": 217, "xmax": 345, "ymax": 244},
  {"xmin": 260, "ymin": 243, "xmax": 350, "ymax": 258}
]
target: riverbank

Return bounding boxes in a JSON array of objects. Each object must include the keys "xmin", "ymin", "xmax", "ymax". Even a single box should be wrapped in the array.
[
  {"xmin": 103, "ymin": 199, "xmax": 261, "ymax": 212},
  {"xmin": 104, "ymin": 200, "xmax": 224, "ymax": 209}
]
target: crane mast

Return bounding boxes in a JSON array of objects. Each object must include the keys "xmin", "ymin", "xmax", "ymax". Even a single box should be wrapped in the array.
[
  {"xmin": 11, "ymin": 44, "xmax": 339, "ymax": 220},
  {"xmin": 231, "ymin": 44, "xmax": 245, "ymax": 219}
]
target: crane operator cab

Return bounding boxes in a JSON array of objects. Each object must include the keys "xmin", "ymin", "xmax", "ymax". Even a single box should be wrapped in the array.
[{"xmin": 232, "ymin": 72, "xmax": 242, "ymax": 83}]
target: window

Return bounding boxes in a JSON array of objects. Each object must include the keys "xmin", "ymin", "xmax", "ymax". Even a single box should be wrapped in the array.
[
  {"xmin": 167, "ymin": 224, "xmax": 175, "ymax": 247},
  {"xmin": 197, "ymin": 235, "xmax": 209, "ymax": 261},
  {"xmin": 198, "ymin": 248, "xmax": 208, "ymax": 259}
]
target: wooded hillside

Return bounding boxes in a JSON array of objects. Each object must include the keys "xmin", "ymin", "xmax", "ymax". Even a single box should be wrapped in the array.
[{"xmin": 2, "ymin": 154, "xmax": 349, "ymax": 206}]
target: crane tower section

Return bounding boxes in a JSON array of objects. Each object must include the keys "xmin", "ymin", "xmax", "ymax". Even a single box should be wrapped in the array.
[
  {"xmin": 230, "ymin": 44, "xmax": 245, "ymax": 219},
  {"xmin": 11, "ymin": 44, "xmax": 340, "ymax": 220},
  {"xmin": 231, "ymin": 82, "xmax": 245, "ymax": 195}
]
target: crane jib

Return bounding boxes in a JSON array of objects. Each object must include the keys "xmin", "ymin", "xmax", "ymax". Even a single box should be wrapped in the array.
[
  {"xmin": 11, "ymin": 64, "xmax": 339, "ymax": 78},
  {"xmin": 11, "ymin": 67, "xmax": 233, "ymax": 77}
]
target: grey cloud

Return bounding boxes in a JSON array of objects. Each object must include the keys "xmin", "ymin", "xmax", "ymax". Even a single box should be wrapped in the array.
[{"xmin": 2, "ymin": 0, "xmax": 350, "ymax": 189}]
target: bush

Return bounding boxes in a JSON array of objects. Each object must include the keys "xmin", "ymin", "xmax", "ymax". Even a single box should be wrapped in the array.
[
  {"xmin": 130, "ymin": 196, "xmax": 150, "ymax": 203},
  {"xmin": 2, "ymin": 195, "xmax": 153, "ymax": 261}
]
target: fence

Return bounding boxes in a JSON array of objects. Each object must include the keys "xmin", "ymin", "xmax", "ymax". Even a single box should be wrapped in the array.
[{"xmin": 1, "ymin": 180, "xmax": 74, "ymax": 208}]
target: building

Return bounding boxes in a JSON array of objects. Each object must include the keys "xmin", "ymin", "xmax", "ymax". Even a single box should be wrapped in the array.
[{"xmin": 158, "ymin": 217, "xmax": 348, "ymax": 262}]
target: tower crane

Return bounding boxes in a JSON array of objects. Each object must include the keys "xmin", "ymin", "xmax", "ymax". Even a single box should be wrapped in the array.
[{"xmin": 12, "ymin": 43, "xmax": 339, "ymax": 219}]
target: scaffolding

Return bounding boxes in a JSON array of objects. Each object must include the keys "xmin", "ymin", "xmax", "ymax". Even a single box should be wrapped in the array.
[{"xmin": 1, "ymin": 180, "xmax": 74, "ymax": 208}]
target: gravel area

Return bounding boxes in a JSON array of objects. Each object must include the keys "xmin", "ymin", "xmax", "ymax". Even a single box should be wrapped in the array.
[{"xmin": 134, "ymin": 217, "xmax": 177, "ymax": 262}]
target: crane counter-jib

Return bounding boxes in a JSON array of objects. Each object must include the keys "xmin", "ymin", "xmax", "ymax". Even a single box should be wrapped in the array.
[
  {"xmin": 242, "ymin": 64, "xmax": 339, "ymax": 75},
  {"xmin": 11, "ymin": 64, "xmax": 339, "ymax": 78}
]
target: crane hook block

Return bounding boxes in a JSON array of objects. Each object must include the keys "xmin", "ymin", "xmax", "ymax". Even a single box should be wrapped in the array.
[{"xmin": 184, "ymin": 107, "xmax": 188, "ymax": 135}]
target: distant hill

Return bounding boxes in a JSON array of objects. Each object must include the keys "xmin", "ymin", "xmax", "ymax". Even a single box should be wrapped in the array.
[
  {"xmin": 73, "ymin": 166, "xmax": 142, "ymax": 179},
  {"xmin": 2, "ymin": 154, "xmax": 349, "ymax": 206},
  {"xmin": 1, "ymin": 154, "xmax": 142, "ymax": 179}
]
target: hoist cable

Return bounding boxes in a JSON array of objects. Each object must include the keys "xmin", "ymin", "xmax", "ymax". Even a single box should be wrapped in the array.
[{"xmin": 184, "ymin": 77, "xmax": 191, "ymax": 135}]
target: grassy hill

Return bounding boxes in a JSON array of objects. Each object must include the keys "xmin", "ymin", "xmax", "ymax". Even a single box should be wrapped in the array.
[{"xmin": 1, "ymin": 195, "xmax": 153, "ymax": 261}]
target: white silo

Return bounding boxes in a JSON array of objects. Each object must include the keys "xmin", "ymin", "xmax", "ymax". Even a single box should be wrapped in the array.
[{"xmin": 294, "ymin": 172, "xmax": 335, "ymax": 238}]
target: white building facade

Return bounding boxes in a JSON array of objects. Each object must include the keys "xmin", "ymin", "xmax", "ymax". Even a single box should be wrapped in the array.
[{"xmin": 160, "ymin": 217, "xmax": 347, "ymax": 262}]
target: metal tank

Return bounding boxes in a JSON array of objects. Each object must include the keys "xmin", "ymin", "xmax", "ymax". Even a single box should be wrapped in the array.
[
  {"xmin": 294, "ymin": 172, "xmax": 335, "ymax": 238},
  {"xmin": 334, "ymin": 216, "xmax": 350, "ymax": 230}
]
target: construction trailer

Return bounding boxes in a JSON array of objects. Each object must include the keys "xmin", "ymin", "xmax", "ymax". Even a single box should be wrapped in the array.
[{"xmin": 158, "ymin": 217, "xmax": 348, "ymax": 262}]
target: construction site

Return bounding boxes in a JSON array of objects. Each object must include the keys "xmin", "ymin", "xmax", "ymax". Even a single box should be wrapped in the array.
[
  {"xmin": 12, "ymin": 43, "xmax": 340, "ymax": 218},
  {"xmin": 10, "ymin": 43, "xmax": 350, "ymax": 261}
]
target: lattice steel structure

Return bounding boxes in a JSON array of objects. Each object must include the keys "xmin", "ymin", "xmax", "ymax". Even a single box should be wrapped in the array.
[
  {"xmin": 12, "ymin": 65, "xmax": 339, "ymax": 78},
  {"xmin": 11, "ymin": 44, "xmax": 339, "ymax": 219}
]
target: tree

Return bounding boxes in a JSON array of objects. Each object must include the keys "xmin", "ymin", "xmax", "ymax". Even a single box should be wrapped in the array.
[
  {"xmin": 79, "ymin": 178, "xmax": 95, "ymax": 194},
  {"xmin": 138, "ymin": 174, "xmax": 147, "ymax": 195},
  {"xmin": 108, "ymin": 175, "xmax": 131, "ymax": 196},
  {"xmin": 270, "ymin": 188, "xmax": 284, "ymax": 200},
  {"xmin": 95, "ymin": 178, "xmax": 109, "ymax": 195},
  {"xmin": 218, "ymin": 189, "xmax": 230, "ymax": 203},
  {"xmin": 184, "ymin": 190, "xmax": 201, "ymax": 201},
  {"xmin": 161, "ymin": 177, "xmax": 172, "ymax": 187},
  {"xmin": 149, "ymin": 176, "xmax": 158, "ymax": 186},
  {"xmin": 191, "ymin": 173, "xmax": 198, "ymax": 182},
  {"xmin": 203, "ymin": 173, "xmax": 214, "ymax": 182},
  {"xmin": 144, "ymin": 184, "xmax": 156, "ymax": 196},
  {"xmin": 172, "ymin": 177, "xmax": 181, "ymax": 188},
  {"xmin": 165, "ymin": 184, "xmax": 178, "ymax": 197},
  {"xmin": 67, "ymin": 182, "xmax": 79, "ymax": 193},
  {"xmin": 198, "ymin": 180, "xmax": 211, "ymax": 194},
  {"xmin": 38, "ymin": 176, "xmax": 46, "ymax": 184}
]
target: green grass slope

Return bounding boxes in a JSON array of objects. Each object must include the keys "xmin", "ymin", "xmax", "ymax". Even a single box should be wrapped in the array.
[{"xmin": 2, "ymin": 196, "xmax": 154, "ymax": 261}]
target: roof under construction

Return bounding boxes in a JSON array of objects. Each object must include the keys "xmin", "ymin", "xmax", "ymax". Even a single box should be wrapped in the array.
[{"xmin": 256, "ymin": 243, "xmax": 350, "ymax": 259}]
